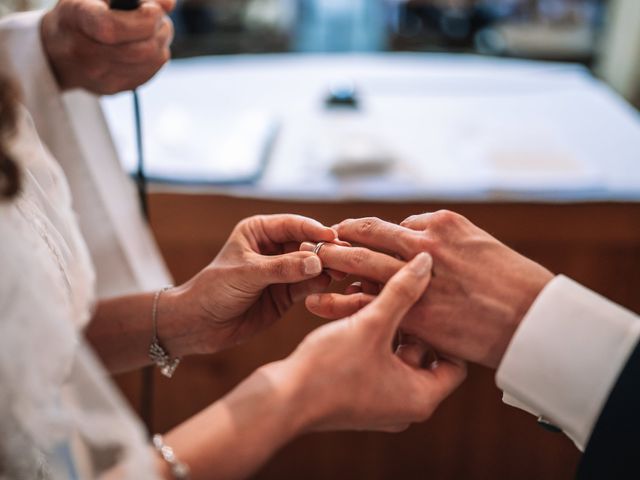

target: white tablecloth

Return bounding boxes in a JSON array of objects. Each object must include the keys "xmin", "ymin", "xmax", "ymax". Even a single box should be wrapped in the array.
[{"xmin": 102, "ymin": 53, "xmax": 640, "ymax": 202}]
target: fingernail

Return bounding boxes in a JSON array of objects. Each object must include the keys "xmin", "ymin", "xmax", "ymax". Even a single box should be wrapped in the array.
[
  {"xmin": 306, "ymin": 294, "xmax": 320, "ymax": 307},
  {"xmin": 304, "ymin": 255, "xmax": 323, "ymax": 275},
  {"xmin": 410, "ymin": 252, "xmax": 432, "ymax": 276}
]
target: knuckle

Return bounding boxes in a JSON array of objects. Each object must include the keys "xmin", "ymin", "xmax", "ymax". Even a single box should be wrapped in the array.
[
  {"xmin": 431, "ymin": 210, "xmax": 461, "ymax": 229},
  {"xmin": 140, "ymin": 2, "xmax": 163, "ymax": 26},
  {"xmin": 146, "ymin": 7, "xmax": 165, "ymax": 31},
  {"xmin": 241, "ymin": 215, "xmax": 261, "ymax": 228},
  {"xmin": 266, "ymin": 259, "xmax": 288, "ymax": 279},
  {"xmin": 357, "ymin": 217, "xmax": 381, "ymax": 236},
  {"xmin": 414, "ymin": 235, "xmax": 435, "ymax": 254},
  {"xmin": 147, "ymin": 2, "xmax": 164, "ymax": 18},
  {"xmin": 320, "ymin": 294, "xmax": 337, "ymax": 314},
  {"xmin": 346, "ymin": 248, "xmax": 369, "ymax": 268},
  {"xmin": 94, "ymin": 20, "xmax": 118, "ymax": 45},
  {"xmin": 400, "ymin": 213, "xmax": 422, "ymax": 228}
]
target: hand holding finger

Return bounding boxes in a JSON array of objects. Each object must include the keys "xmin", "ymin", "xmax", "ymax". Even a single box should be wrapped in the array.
[
  {"xmin": 300, "ymin": 242, "xmax": 405, "ymax": 284},
  {"xmin": 285, "ymin": 252, "xmax": 467, "ymax": 434},
  {"xmin": 356, "ymin": 252, "xmax": 433, "ymax": 339},
  {"xmin": 336, "ymin": 217, "xmax": 425, "ymax": 260},
  {"xmin": 245, "ymin": 215, "xmax": 336, "ymax": 247},
  {"xmin": 251, "ymin": 251, "xmax": 324, "ymax": 288}
]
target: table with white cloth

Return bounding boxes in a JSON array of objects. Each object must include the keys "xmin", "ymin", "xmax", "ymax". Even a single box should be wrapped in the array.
[{"xmin": 103, "ymin": 53, "xmax": 640, "ymax": 480}]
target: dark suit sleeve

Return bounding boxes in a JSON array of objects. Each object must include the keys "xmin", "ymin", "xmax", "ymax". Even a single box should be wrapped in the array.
[{"xmin": 576, "ymin": 340, "xmax": 640, "ymax": 479}]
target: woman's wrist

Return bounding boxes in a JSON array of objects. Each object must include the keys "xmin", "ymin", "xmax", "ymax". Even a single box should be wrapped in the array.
[
  {"xmin": 156, "ymin": 282, "xmax": 208, "ymax": 358},
  {"xmin": 257, "ymin": 358, "xmax": 322, "ymax": 438}
]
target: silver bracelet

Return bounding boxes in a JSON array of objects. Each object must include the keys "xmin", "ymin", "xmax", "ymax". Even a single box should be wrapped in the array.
[
  {"xmin": 152, "ymin": 434, "xmax": 191, "ymax": 480},
  {"xmin": 149, "ymin": 285, "xmax": 181, "ymax": 378}
]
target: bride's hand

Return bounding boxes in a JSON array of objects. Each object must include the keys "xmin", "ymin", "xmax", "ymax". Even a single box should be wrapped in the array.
[
  {"xmin": 159, "ymin": 253, "xmax": 465, "ymax": 480},
  {"xmin": 264, "ymin": 252, "xmax": 466, "ymax": 433},
  {"xmin": 168, "ymin": 214, "xmax": 336, "ymax": 356}
]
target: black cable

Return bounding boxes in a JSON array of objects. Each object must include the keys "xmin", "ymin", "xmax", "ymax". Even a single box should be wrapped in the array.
[
  {"xmin": 132, "ymin": 89, "xmax": 156, "ymax": 436},
  {"xmin": 133, "ymin": 90, "xmax": 149, "ymax": 219}
]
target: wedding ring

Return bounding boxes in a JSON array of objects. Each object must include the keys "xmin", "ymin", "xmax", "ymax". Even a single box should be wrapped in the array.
[{"xmin": 313, "ymin": 241, "xmax": 327, "ymax": 256}]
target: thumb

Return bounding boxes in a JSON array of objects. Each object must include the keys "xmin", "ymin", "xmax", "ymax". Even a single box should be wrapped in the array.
[
  {"xmin": 356, "ymin": 252, "xmax": 432, "ymax": 340},
  {"xmin": 252, "ymin": 251, "xmax": 323, "ymax": 287}
]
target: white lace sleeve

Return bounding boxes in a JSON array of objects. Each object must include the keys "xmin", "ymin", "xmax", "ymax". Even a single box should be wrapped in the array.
[
  {"xmin": 0, "ymin": 108, "xmax": 158, "ymax": 479},
  {"xmin": 0, "ymin": 200, "xmax": 78, "ymax": 478}
]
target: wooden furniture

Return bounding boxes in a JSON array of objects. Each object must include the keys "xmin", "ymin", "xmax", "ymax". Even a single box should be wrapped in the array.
[{"xmin": 116, "ymin": 194, "xmax": 640, "ymax": 479}]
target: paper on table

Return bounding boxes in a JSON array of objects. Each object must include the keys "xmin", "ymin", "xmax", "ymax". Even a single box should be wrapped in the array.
[
  {"xmin": 103, "ymin": 93, "xmax": 279, "ymax": 184},
  {"xmin": 452, "ymin": 119, "xmax": 601, "ymax": 192}
]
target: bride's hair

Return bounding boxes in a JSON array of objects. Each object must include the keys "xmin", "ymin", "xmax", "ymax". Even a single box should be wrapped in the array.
[{"xmin": 0, "ymin": 74, "xmax": 21, "ymax": 199}]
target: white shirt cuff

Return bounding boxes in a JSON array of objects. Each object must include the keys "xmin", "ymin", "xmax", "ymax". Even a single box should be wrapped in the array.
[{"xmin": 496, "ymin": 275, "xmax": 640, "ymax": 450}]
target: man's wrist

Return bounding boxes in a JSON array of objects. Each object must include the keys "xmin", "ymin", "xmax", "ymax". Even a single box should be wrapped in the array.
[{"xmin": 491, "ymin": 266, "xmax": 554, "ymax": 369}]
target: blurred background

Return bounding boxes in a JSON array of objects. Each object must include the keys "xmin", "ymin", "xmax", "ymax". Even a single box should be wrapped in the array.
[
  {"xmin": 4, "ymin": 0, "xmax": 639, "ymax": 104},
  {"xmin": 3, "ymin": 1, "xmax": 640, "ymax": 479}
]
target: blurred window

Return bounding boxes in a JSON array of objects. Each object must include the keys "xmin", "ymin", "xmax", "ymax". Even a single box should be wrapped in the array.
[{"xmin": 171, "ymin": 0, "xmax": 608, "ymax": 65}]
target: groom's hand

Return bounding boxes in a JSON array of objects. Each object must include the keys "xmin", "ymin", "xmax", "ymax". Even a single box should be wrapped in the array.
[{"xmin": 302, "ymin": 211, "xmax": 553, "ymax": 368}]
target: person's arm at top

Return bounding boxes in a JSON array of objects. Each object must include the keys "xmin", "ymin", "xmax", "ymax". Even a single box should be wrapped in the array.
[
  {"xmin": 0, "ymin": 0, "xmax": 173, "ymax": 116},
  {"xmin": 41, "ymin": 0, "xmax": 174, "ymax": 94}
]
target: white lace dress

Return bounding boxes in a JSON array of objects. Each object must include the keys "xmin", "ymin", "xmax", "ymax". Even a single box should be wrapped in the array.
[{"xmin": 0, "ymin": 107, "xmax": 158, "ymax": 479}]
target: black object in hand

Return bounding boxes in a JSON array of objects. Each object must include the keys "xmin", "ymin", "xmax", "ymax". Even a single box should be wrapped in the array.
[{"xmin": 109, "ymin": 0, "xmax": 140, "ymax": 10}]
